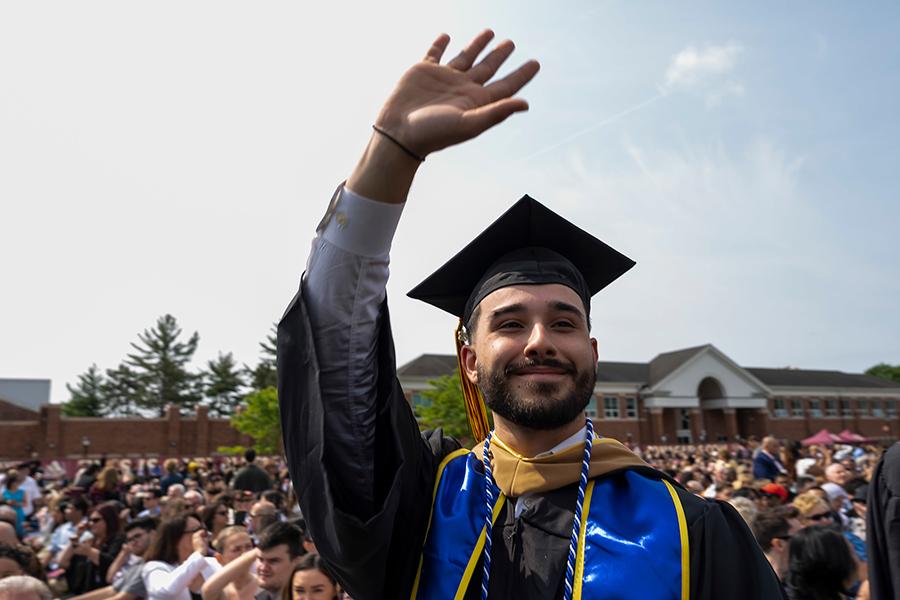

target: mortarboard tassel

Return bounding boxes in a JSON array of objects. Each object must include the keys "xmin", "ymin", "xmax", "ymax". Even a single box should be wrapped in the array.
[{"xmin": 455, "ymin": 319, "xmax": 491, "ymax": 444}]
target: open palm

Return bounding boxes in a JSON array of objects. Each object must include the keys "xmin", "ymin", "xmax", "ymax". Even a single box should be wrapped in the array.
[{"xmin": 376, "ymin": 30, "xmax": 540, "ymax": 156}]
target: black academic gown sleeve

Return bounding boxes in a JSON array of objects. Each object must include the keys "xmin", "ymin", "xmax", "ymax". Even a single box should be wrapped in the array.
[
  {"xmin": 278, "ymin": 287, "xmax": 460, "ymax": 600},
  {"xmin": 675, "ymin": 485, "xmax": 786, "ymax": 600},
  {"xmin": 867, "ymin": 442, "xmax": 900, "ymax": 600}
]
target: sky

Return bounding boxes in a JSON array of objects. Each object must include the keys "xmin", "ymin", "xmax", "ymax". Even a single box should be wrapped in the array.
[{"xmin": 1, "ymin": 2, "xmax": 898, "ymax": 404}]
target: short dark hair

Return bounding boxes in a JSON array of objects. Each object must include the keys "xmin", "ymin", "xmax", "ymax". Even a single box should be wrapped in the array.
[
  {"xmin": 68, "ymin": 496, "xmax": 91, "ymax": 516},
  {"xmin": 257, "ymin": 521, "xmax": 302, "ymax": 559},
  {"xmin": 125, "ymin": 517, "xmax": 157, "ymax": 534},
  {"xmin": 280, "ymin": 555, "xmax": 338, "ymax": 600},
  {"xmin": 752, "ymin": 510, "xmax": 790, "ymax": 553},
  {"xmin": 244, "ymin": 449, "xmax": 257, "ymax": 463}
]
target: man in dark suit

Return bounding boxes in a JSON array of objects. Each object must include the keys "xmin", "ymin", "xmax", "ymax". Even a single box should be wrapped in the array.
[{"xmin": 754, "ymin": 436, "xmax": 788, "ymax": 481}]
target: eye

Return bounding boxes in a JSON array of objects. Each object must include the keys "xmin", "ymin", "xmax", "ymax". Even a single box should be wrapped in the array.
[
  {"xmin": 552, "ymin": 320, "xmax": 576, "ymax": 328},
  {"xmin": 497, "ymin": 320, "xmax": 523, "ymax": 329}
]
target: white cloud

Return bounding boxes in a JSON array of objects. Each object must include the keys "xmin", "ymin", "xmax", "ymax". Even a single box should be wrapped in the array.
[{"xmin": 662, "ymin": 43, "xmax": 744, "ymax": 106}]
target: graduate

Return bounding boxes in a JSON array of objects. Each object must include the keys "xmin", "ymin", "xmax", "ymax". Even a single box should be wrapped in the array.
[{"xmin": 278, "ymin": 30, "xmax": 784, "ymax": 599}]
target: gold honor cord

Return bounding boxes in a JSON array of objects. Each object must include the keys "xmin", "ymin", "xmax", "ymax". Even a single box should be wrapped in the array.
[{"xmin": 455, "ymin": 319, "xmax": 491, "ymax": 444}]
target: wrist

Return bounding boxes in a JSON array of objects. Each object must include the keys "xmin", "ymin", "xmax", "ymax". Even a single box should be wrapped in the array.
[{"xmin": 346, "ymin": 132, "xmax": 421, "ymax": 205}]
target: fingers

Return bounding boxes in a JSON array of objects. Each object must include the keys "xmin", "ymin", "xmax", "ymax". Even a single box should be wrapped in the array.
[
  {"xmin": 468, "ymin": 39, "xmax": 516, "ymax": 84},
  {"xmin": 485, "ymin": 60, "xmax": 541, "ymax": 102},
  {"xmin": 423, "ymin": 34, "xmax": 451, "ymax": 64},
  {"xmin": 447, "ymin": 29, "xmax": 495, "ymax": 70},
  {"xmin": 460, "ymin": 98, "xmax": 530, "ymax": 137}
]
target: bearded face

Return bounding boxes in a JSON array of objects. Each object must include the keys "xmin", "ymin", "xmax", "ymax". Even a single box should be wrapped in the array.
[{"xmin": 462, "ymin": 283, "xmax": 599, "ymax": 432}]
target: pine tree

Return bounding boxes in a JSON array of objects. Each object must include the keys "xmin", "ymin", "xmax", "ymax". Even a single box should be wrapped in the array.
[
  {"xmin": 245, "ymin": 324, "xmax": 277, "ymax": 392},
  {"xmin": 63, "ymin": 364, "xmax": 106, "ymax": 417},
  {"xmin": 203, "ymin": 352, "xmax": 246, "ymax": 417},
  {"xmin": 126, "ymin": 314, "xmax": 201, "ymax": 416},
  {"xmin": 103, "ymin": 363, "xmax": 143, "ymax": 416}
]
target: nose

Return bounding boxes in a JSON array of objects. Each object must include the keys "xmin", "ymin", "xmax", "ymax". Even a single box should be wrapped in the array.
[{"xmin": 523, "ymin": 323, "xmax": 557, "ymax": 359}]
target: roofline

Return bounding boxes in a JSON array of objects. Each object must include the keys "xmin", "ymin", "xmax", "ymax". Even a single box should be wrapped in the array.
[{"xmin": 646, "ymin": 345, "xmax": 773, "ymax": 395}]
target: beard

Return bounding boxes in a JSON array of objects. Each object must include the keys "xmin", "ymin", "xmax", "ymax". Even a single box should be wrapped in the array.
[{"xmin": 478, "ymin": 357, "xmax": 596, "ymax": 431}]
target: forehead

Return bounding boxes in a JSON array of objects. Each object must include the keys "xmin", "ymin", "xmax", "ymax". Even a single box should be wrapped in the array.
[{"xmin": 476, "ymin": 283, "xmax": 585, "ymax": 317}]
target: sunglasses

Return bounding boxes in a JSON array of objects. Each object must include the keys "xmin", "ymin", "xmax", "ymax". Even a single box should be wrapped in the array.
[{"xmin": 807, "ymin": 512, "xmax": 832, "ymax": 522}]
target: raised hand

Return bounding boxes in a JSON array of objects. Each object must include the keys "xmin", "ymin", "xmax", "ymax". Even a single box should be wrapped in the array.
[{"xmin": 376, "ymin": 29, "xmax": 540, "ymax": 157}]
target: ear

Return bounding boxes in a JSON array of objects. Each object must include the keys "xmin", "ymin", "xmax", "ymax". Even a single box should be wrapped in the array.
[
  {"xmin": 460, "ymin": 344, "xmax": 479, "ymax": 385},
  {"xmin": 590, "ymin": 337, "xmax": 599, "ymax": 364}
]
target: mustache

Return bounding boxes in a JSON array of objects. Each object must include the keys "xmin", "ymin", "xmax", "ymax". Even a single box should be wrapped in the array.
[{"xmin": 504, "ymin": 358, "xmax": 577, "ymax": 376}]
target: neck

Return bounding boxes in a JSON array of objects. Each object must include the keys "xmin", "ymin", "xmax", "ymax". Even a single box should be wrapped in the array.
[{"xmin": 492, "ymin": 415, "xmax": 585, "ymax": 458}]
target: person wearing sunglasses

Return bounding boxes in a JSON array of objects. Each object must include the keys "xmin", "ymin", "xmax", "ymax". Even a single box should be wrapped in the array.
[
  {"xmin": 753, "ymin": 508, "xmax": 803, "ymax": 584},
  {"xmin": 59, "ymin": 501, "xmax": 123, "ymax": 595},
  {"xmin": 142, "ymin": 514, "xmax": 221, "ymax": 600}
]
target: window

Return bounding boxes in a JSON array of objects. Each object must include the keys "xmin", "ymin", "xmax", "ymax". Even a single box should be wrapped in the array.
[
  {"xmin": 772, "ymin": 399, "xmax": 788, "ymax": 418},
  {"xmin": 825, "ymin": 399, "xmax": 837, "ymax": 417},
  {"xmin": 603, "ymin": 396, "xmax": 620, "ymax": 419},
  {"xmin": 791, "ymin": 399, "xmax": 804, "ymax": 418},
  {"xmin": 809, "ymin": 399, "xmax": 822, "ymax": 418},
  {"xmin": 872, "ymin": 401, "xmax": 885, "ymax": 418},
  {"xmin": 625, "ymin": 397, "xmax": 637, "ymax": 419},
  {"xmin": 841, "ymin": 400, "xmax": 853, "ymax": 418},
  {"xmin": 857, "ymin": 400, "xmax": 869, "ymax": 417},
  {"xmin": 887, "ymin": 402, "xmax": 897, "ymax": 418},
  {"xmin": 411, "ymin": 392, "xmax": 431, "ymax": 409},
  {"xmin": 585, "ymin": 397, "xmax": 598, "ymax": 419}
]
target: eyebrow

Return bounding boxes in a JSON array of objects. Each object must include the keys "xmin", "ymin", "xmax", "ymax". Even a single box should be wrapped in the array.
[{"xmin": 489, "ymin": 301, "xmax": 586, "ymax": 321}]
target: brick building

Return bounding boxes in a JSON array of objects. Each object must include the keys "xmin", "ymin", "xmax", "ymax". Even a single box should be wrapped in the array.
[{"xmin": 398, "ymin": 344, "xmax": 900, "ymax": 444}]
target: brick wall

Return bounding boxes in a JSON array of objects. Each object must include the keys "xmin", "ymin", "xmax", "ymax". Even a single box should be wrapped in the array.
[
  {"xmin": 0, "ymin": 399, "xmax": 40, "ymax": 421},
  {"xmin": 0, "ymin": 405, "xmax": 252, "ymax": 460}
]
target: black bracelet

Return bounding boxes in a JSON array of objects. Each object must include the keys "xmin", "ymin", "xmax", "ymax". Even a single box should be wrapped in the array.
[{"xmin": 372, "ymin": 125, "xmax": 425, "ymax": 162}]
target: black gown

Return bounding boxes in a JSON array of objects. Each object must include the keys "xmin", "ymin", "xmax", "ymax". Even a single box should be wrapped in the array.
[
  {"xmin": 867, "ymin": 442, "xmax": 900, "ymax": 600},
  {"xmin": 278, "ymin": 287, "xmax": 785, "ymax": 600}
]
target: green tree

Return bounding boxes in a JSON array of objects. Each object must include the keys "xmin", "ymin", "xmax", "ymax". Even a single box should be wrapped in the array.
[
  {"xmin": 414, "ymin": 370, "xmax": 479, "ymax": 445},
  {"xmin": 231, "ymin": 387, "xmax": 281, "ymax": 455},
  {"xmin": 126, "ymin": 314, "xmax": 201, "ymax": 416},
  {"xmin": 204, "ymin": 352, "xmax": 246, "ymax": 417},
  {"xmin": 103, "ymin": 363, "xmax": 143, "ymax": 416},
  {"xmin": 63, "ymin": 364, "xmax": 106, "ymax": 417},
  {"xmin": 245, "ymin": 325, "xmax": 277, "ymax": 392},
  {"xmin": 866, "ymin": 363, "xmax": 900, "ymax": 384}
]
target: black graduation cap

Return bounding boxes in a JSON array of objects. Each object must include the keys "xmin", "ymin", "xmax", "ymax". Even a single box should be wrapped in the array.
[
  {"xmin": 407, "ymin": 195, "xmax": 636, "ymax": 444},
  {"xmin": 407, "ymin": 195, "xmax": 636, "ymax": 322}
]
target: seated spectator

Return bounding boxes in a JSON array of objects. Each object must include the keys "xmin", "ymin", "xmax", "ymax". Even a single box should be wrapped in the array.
[
  {"xmin": 793, "ymin": 492, "xmax": 835, "ymax": 528},
  {"xmin": 254, "ymin": 522, "xmax": 304, "ymax": 600},
  {"xmin": 137, "ymin": 490, "xmax": 163, "ymax": 519},
  {"xmin": 0, "ymin": 526, "xmax": 17, "ymax": 549},
  {"xmin": 754, "ymin": 437, "xmax": 788, "ymax": 481},
  {"xmin": 141, "ymin": 514, "xmax": 220, "ymax": 600},
  {"xmin": 160, "ymin": 461, "xmax": 184, "ymax": 496},
  {"xmin": 785, "ymin": 525, "xmax": 857, "ymax": 600},
  {"xmin": 247, "ymin": 502, "xmax": 278, "ymax": 543},
  {"xmin": 282, "ymin": 555, "xmax": 342, "ymax": 600},
  {"xmin": 212, "ymin": 528, "xmax": 253, "ymax": 566},
  {"xmin": 1, "ymin": 472, "xmax": 25, "ymax": 538},
  {"xmin": 107, "ymin": 517, "xmax": 157, "ymax": 599},
  {"xmin": 728, "ymin": 497, "xmax": 758, "ymax": 528},
  {"xmin": 753, "ymin": 507, "xmax": 802, "ymax": 583},
  {"xmin": 60, "ymin": 501, "xmax": 124, "ymax": 594},
  {"xmin": 184, "ymin": 491, "xmax": 205, "ymax": 514},
  {"xmin": 0, "ymin": 575, "xmax": 52, "ymax": 600},
  {"xmin": 89, "ymin": 467, "xmax": 123, "ymax": 505},
  {"xmin": 202, "ymin": 501, "xmax": 231, "ymax": 539}
]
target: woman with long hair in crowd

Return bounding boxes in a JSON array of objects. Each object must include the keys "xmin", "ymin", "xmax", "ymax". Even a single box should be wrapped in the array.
[
  {"xmin": 201, "ymin": 500, "xmax": 231, "ymax": 539},
  {"xmin": 282, "ymin": 554, "xmax": 342, "ymax": 600},
  {"xmin": 141, "ymin": 513, "xmax": 220, "ymax": 600},
  {"xmin": 785, "ymin": 525, "xmax": 858, "ymax": 600},
  {"xmin": 59, "ymin": 501, "xmax": 124, "ymax": 594},
  {"xmin": 89, "ymin": 466, "xmax": 123, "ymax": 504},
  {"xmin": 0, "ymin": 470, "xmax": 25, "ymax": 537}
]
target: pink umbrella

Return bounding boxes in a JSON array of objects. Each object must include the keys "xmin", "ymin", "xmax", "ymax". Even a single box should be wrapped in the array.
[
  {"xmin": 801, "ymin": 428, "xmax": 840, "ymax": 446},
  {"xmin": 836, "ymin": 429, "xmax": 870, "ymax": 444}
]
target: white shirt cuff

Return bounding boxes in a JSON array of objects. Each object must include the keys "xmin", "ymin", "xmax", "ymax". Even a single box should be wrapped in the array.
[{"xmin": 321, "ymin": 186, "xmax": 405, "ymax": 257}]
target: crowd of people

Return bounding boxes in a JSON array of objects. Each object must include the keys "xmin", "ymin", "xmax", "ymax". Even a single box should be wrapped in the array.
[
  {"xmin": 0, "ymin": 450, "xmax": 342, "ymax": 600},
  {"xmin": 0, "ymin": 437, "xmax": 896, "ymax": 600},
  {"xmin": 633, "ymin": 436, "xmax": 895, "ymax": 599}
]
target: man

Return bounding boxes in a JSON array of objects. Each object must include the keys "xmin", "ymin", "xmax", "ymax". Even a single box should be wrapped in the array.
[
  {"xmin": 246, "ymin": 501, "xmax": 279, "ymax": 544},
  {"xmin": 254, "ymin": 522, "xmax": 304, "ymax": 600},
  {"xmin": 753, "ymin": 436, "xmax": 788, "ymax": 481},
  {"xmin": 752, "ymin": 508, "xmax": 802, "ymax": 584},
  {"xmin": 183, "ymin": 490, "xmax": 205, "ymax": 512},
  {"xmin": 231, "ymin": 450, "xmax": 272, "ymax": 494},
  {"xmin": 0, "ymin": 576, "xmax": 51, "ymax": 600},
  {"xmin": 825, "ymin": 462, "xmax": 852, "ymax": 488},
  {"xmin": 136, "ymin": 489, "xmax": 162, "ymax": 519},
  {"xmin": 108, "ymin": 517, "xmax": 157, "ymax": 600},
  {"xmin": 278, "ymin": 30, "xmax": 783, "ymax": 599}
]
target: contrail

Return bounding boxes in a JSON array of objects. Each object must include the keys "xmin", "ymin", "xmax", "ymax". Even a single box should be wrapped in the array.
[{"xmin": 519, "ymin": 92, "xmax": 666, "ymax": 162}]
